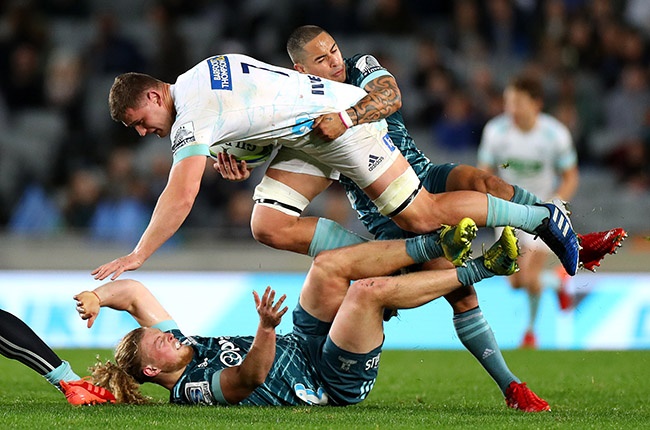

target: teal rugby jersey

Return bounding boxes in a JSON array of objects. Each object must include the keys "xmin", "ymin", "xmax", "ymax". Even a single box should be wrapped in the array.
[
  {"xmin": 168, "ymin": 328, "xmax": 328, "ymax": 406},
  {"xmin": 339, "ymin": 54, "xmax": 432, "ymax": 237}
]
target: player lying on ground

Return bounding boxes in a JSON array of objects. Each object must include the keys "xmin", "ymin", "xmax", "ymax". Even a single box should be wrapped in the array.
[
  {"xmin": 77, "ymin": 224, "xmax": 547, "ymax": 412},
  {"xmin": 0, "ymin": 309, "xmax": 115, "ymax": 405}
]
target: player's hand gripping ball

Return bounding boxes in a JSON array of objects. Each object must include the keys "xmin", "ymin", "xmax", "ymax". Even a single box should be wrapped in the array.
[{"xmin": 209, "ymin": 141, "xmax": 275, "ymax": 168}]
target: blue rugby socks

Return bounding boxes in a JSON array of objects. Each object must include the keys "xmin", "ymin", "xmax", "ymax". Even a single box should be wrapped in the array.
[
  {"xmin": 486, "ymin": 194, "xmax": 548, "ymax": 233},
  {"xmin": 45, "ymin": 360, "xmax": 81, "ymax": 388},
  {"xmin": 405, "ymin": 233, "xmax": 443, "ymax": 263},
  {"xmin": 454, "ymin": 307, "xmax": 519, "ymax": 394},
  {"xmin": 308, "ymin": 218, "xmax": 368, "ymax": 257},
  {"xmin": 510, "ymin": 185, "xmax": 542, "ymax": 205}
]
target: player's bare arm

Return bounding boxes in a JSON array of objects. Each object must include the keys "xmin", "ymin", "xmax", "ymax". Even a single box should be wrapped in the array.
[
  {"xmin": 355, "ymin": 74, "xmax": 402, "ymax": 124},
  {"xmin": 312, "ymin": 74, "xmax": 401, "ymax": 141},
  {"xmin": 92, "ymin": 156, "xmax": 206, "ymax": 280},
  {"xmin": 219, "ymin": 287, "xmax": 287, "ymax": 403},
  {"xmin": 555, "ymin": 165, "xmax": 579, "ymax": 201},
  {"xmin": 75, "ymin": 279, "xmax": 173, "ymax": 328}
]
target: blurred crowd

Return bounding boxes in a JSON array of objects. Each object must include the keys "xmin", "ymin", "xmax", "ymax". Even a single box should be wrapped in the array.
[{"xmin": 1, "ymin": 0, "xmax": 649, "ymax": 246}]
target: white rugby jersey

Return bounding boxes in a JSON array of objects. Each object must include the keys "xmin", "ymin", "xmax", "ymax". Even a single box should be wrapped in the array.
[
  {"xmin": 477, "ymin": 112, "xmax": 577, "ymax": 200},
  {"xmin": 169, "ymin": 54, "xmax": 370, "ymax": 164}
]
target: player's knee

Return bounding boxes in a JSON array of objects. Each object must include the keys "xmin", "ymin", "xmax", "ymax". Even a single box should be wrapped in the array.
[
  {"xmin": 347, "ymin": 277, "xmax": 389, "ymax": 305},
  {"xmin": 250, "ymin": 217, "xmax": 293, "ymax": 250},
  {"xmin": 312, "ymin": 248, "xmax": 350, "ymax": 277},
  {"xmin": 394, "ymin": 215, "xmax": 433, "ymax": 235}
]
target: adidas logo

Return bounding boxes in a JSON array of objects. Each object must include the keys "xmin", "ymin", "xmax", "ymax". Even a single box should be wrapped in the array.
[
  {"xmin": 551, "ymin": 207, "xmax": 570, "ymax": 237},
  {"xmin": 482, "ymin": 348, "xmax": 495, "ymax": 359},
  {"xmin": 368, "ymin": 154, "xmax": 384, "ymax": 171}
]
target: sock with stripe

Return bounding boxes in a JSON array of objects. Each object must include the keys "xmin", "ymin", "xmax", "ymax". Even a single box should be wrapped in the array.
[
  {"xmin": 510, "ymin": 185, "xmax": 542, "ymax": 205},
  {"xmin": 453, "ymin": 307, "xmax": 519, "ymax": 394},
  {"xmin": 405, "ymin": 232, "xmax": 443, "ymax": 263},
  {"xmin": 486, "ymin": 194, "xmax": 549, "ymax": 233},
  {"xmin": 308, "ymin": 218, "xmax": 368, "ymax": 257}
]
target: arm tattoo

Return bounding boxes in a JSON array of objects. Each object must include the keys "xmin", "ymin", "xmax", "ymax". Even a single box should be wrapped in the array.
[{"xmin": 353, "ymin": 75, "xmax": 401, "ymax": 125}]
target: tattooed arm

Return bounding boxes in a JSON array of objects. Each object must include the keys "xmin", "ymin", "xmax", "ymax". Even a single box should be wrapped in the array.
[
  {"xmin": 311, "ymin": 74, "xmax": 402, "ymax": 141},
  {"xmin": 349, "ymin": 74, "xmax": 402, "ymax": 125}
]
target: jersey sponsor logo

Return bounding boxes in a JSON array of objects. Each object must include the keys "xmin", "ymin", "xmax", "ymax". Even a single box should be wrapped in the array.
[
  {"xmin": 207, "ymin": 55, "xmax": 232, "ymax": 90},
  {"xmin": 364, "ymin": 352, "xmax": 381, "ymax": 370},
  {"xmin": 171, "ymin": 121, "xmax": 196, "ymax": 153},
  {"xmin": 294, "ymin": 383, "xmax": 329, "ymax": 405},
  {"xmin": 184, "ymin": 381, "xmax": 214, "ymax": 405},
  {"xmin": 503, "ymin": 158, "xmax": 543, "ymax": 175},
  {"xmin": 368, "ymin": 154, "xmax": 384, "ymax": 171},
  {"xmin": 217, "ymin": 337, "xmax": 243, "ymax": 367},
  {"xmin": 354, "ymin": 55, "xmax": 383, "ymax": 76},
  {"xmin": 382, "ymin": 134, "xmax": 396, "ymax": 151}
]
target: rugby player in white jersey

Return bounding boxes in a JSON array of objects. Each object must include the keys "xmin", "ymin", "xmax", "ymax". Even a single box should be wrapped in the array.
[
  {"xmin": 92, "ymin": 53, "xmax": 581, "ymax": 282},
  {"xmin": 479, "ymin": 74, "xmax": 577, "ymax": 348}
]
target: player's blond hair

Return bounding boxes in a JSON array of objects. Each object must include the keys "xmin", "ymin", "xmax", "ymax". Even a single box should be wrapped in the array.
[
  {"xmin": 108, "ymin": 72, "xmax": 164, "ymax": 122},
  {"xmin": 88, "ymin": 327, "xmax": 151, "ymax": 404}
]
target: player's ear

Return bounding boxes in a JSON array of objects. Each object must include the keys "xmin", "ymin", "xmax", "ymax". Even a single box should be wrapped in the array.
[
  {"xmin": 143, "ymin": 365, "xmax": 161, "ymax": 378},
  {"xmin": 146, "ymin": 90, "xmax": 162, "ymax": 106},
  {"xmin": 294, "ymin": 63, "xmax": 305, "ymax": 73}
]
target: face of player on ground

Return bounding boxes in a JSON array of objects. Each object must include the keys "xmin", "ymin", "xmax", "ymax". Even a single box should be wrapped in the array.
[
  {"xmin": 122, "ymin": 90, "xmax": 173, "ymax": 138},
  {"xmin": 293, "ymin": 31, "xmax": 347, "ymax": 83},
  {"xmin": 139, "ymin": 328, "xmax": 192, "ymax": 377},
  {"xmin": 503, "ymin": 87, "xmax": 542, "ymax": 132}
]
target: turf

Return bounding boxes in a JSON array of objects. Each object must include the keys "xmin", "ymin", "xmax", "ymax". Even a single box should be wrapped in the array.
[{"xmin": 1, "ymin": 349, "xmax": 648, "ymax": 429}]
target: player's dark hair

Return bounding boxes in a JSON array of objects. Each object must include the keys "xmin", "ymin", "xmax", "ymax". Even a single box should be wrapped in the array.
[
  {"xmin": 508, "ymin": 74, "xmax": 544, "ymax": 101},
  {"xmin": 109, "ymin": 72, "xmax": 164, "ymax": 122},
  {"xmin": 287, "ymin": 25, "xmax": 327, "ymax": 64}
]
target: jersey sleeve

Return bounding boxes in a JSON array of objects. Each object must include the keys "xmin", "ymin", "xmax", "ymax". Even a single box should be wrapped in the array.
[
  {"xmin": 152, "ymin": 320, "xmax": 178, "ymax": 332},
  {"xmin": 170, "ymin": 117, "xmax": 212, "ymax": 165},
  {"xmin": 346, "ymin": 54, "xmax": 393, "ymax": 90},
  {"xmin": 210, "ymin": 369, "xmax": 229, "ymax": 405}
]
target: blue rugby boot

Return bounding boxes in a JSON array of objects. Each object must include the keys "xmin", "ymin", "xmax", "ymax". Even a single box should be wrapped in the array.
[{"xmin": 533, "ymin": 199, "xmax": 580, "ymax": 276}]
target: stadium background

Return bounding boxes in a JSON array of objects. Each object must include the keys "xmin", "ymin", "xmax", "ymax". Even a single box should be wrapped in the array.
[{"xmin": 0, "ymin": 0, "xmax": 649, "ymax": 350}]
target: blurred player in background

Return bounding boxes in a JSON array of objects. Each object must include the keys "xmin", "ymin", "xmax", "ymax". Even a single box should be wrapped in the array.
[
  {"xmin": 478, "ymin": 74, "xmax": 578, "ymax": 348},
  {"xmin": 0, "ymin": 309, "xmax": 114, "ymax": 405}
]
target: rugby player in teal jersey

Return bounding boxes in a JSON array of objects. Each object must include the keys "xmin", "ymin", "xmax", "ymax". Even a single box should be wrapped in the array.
[
  {"xmin": 213, "ymin": 25, "xmax": 623, "ymax": 411},
  {"xmin": 74, "ymin": 226, "xmax": 550, "ymax": 410}
]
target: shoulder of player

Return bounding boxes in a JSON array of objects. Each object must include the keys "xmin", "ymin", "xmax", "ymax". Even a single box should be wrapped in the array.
[
  {"xmin": 484, "ymin": 114, "xmax": 510, "ymax": 133},
  {"xmin": 537, "ymin": 113, "xmax": 571, "ymax": 137}
]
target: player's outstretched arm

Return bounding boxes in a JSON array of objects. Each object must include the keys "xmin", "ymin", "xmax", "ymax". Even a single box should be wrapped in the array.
[
  {"xmin": 74, "ymin": 279, "xmax": 173, "ymax": 328},
  {"xmin": 92, "ymin": 156, "xmax": 206, "ymax": 280},
  {"xmin": 219, "ymin": 287, "xmax": 287, "ymax": 404}
]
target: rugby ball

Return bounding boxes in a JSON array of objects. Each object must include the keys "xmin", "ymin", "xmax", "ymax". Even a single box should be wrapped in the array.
[{"xmin": 209, "ymin": 141, "xmax": 274, "ymax": 168}]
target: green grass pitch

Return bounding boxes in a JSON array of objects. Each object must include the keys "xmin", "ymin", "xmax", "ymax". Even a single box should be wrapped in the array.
[{"xmin": 1, "ymin": 349, "xmax": 649, "ymax": 429}]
